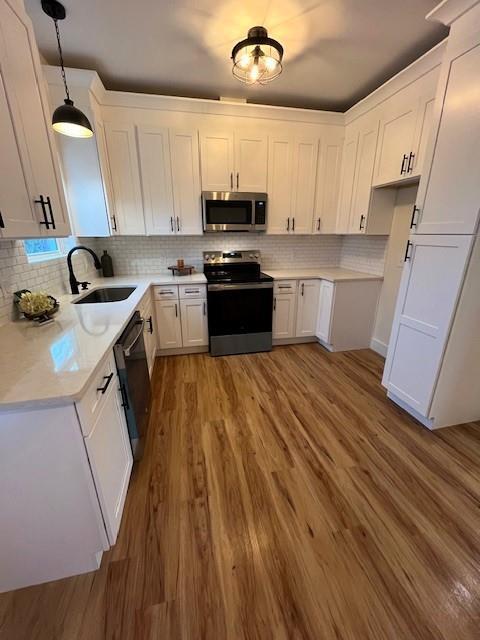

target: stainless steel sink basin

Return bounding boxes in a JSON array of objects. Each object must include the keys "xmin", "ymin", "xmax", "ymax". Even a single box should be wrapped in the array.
[{"xmin": 73, "ymin": 286, "xmax": 136, "ymax": 304}]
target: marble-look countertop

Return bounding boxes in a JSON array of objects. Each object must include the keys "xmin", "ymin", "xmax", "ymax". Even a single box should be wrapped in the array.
[
  {"xmin": 263, "ymin": 268, "xmax": 383, "ymax": 282},
  {"xmin": 0, "ymin": 273, "xmax": 206, "ymax": 411}
]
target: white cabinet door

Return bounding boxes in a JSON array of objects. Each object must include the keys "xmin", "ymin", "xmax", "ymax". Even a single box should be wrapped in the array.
[
  {"xmin": 104, "ymin": 122, "xmax": 145, "ymax": 235},
  {"xmin": 84, "ymin": 376, "xmax": 133, "ymax": 545},
  {"xmin": 142, "ymin": 302, "xmax": 157, "ymax": 375},
  {"xmin": 273, "ymin": 293, "xmax": 296, "ymax": 339},
  {"xmin": 410, "ymin": 71, "xmax": 437, "ymax": 180},
  {"xmin": 200, "ymin": 131, "xmax": 234, "ymax": 191},
  {"xmin": 137, "ymin": 126, "xmax": 174, "ymax": 235},
  {"xmin": 383, "ymin": 235, "xmax": 472, "ymax": 416},
  {"xmin": 0, "ymin": 0, "xmax": 70, "ymax": 237},
  {"xmin": 313, "ymin": 136, "xmax": 343, "ymax": 234},
  {"xmin": 291, "ymin": 138, "xmax": 319, "ymax": 233},
  {"xmin": 155, "ymin": 300, "xmax": 183, "ymax": 349},
  {"xmin": 373, "ymin": 86, "xmax": 417, "ymax": 186},
  {"xmin": 0, "ymin": 72, "xmax": 37, "ymax": 237},
  {"xmin": 170, "ymin": 129, "xmax": 202, "ymax": 235},
  {"xmin": 234, "ymin": 131, "xmax": 268, "ymax": 192},
  {"xmin": 267, "ymin": 136, "xmax": 293, "ymax": 234},
  {"xmin": 295, "ymin": 280, "xmax": 320, "ymax": 337},
  {"xmin": 316, "ymin": 280, "xmax": 334, "ymax": 343},
  {"xmin": 416, "ymin": 40, "xmax": 480, "ymax": 235},
  {"xmin": 180, "ymin": 299, "xmax": 208, "ymax": 347},
  {"xmin": 349, "ymin": 118, "xmax": 379, "ymax": 233},
  {"xmin": 336, "ymin": 132, "xmax": 358, "ymax": 234}
]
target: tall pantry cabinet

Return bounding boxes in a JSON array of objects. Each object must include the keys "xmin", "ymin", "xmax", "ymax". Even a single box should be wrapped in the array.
[{"xmin": 382, "ymin": 0, "xmax": 480, "ymax": 429}]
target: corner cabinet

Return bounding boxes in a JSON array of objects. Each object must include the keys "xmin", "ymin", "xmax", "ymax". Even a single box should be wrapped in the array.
[{"xmin": 0, "ymin": 0, "xmax": 70, "ymax": 238}]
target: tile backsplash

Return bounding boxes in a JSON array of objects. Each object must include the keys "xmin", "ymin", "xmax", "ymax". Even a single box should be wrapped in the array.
[
  {"xmin": 87, "ymin": 234, "xmax": 344, "ymax": 274},
  {"xmin": 0, "ymin": 233, "xmax": 389, "ymax": 326},
  {"xmin": 0, "ymin": 240, "xmax": 97, "ymax": 325}
]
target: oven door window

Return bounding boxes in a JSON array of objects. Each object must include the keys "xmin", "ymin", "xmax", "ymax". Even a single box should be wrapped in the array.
[
  {"xmin": 205, "ymin": 200, "xmax": 253, "ymax": 226},
  {"xmin": 208, "ymin": 287, "xmax": 273, "ymax": 336}
]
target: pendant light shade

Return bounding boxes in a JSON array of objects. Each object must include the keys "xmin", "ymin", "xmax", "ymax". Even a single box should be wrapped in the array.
[
  {"xmin": 42, "ymin": 0, "xmax": 94, "ymax": 138},
  {"xmin": 231, "ymin": 27, "xmax": 283, "ymax": 85}
]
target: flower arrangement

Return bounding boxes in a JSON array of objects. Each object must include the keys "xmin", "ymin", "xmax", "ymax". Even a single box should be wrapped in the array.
[{"xmin": 16, "ymin": 290, "xmax": 59, "ymax": 324}]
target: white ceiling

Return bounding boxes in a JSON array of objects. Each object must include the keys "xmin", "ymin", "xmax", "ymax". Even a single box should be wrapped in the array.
[{"xmin": 26, "ymin": 0, "xmax": 448, "ymax": 112}]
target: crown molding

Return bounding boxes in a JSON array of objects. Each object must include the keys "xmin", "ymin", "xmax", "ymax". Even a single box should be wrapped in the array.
[{"xmin": 426, "ymin": 0, "xmax": 480, "ymax": 25}]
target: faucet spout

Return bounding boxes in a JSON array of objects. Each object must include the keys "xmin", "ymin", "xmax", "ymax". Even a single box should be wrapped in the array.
[{"xmin": 67, "ymin": 245, "xmax": 102, "ymax": 295}]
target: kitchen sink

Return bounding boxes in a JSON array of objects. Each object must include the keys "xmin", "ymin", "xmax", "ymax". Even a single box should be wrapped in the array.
[{"xmin": 73, "ymin": 286, "xmax": 136, "ymax": 304}]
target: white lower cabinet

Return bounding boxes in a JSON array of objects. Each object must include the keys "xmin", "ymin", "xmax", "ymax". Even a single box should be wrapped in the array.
[
  {"xmin": 137, "ymin": 292, "xmax": 157, "ymax": 376},
  {"xmin": 295, "ymin": 280, "xmax": 320, "ymax": 337},
  {"xmin": 383, "ymin": 234, "xmax": 473, "ymax": 419},
  {"xmin": 273, "ymin": 293, "xmax": 297, "ymax": 339},
  {"xmin": 180, "ymin": 299, "xmax": 208, "ymax": 347},
  {"xmin": 155, "ymin": 299, "xmax": 183, "ymax": 349},
  {"xmin": 83, "ymin": 371, "xmax": 133, "ymax": 545},
  {"xmin": 316, "ymin": 280, "xmax": 334, "ymax": 342}
]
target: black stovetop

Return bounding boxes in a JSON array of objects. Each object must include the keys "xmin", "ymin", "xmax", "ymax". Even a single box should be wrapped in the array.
[{"xmin": 204, "ymin": 261, "xmax": 273, "ymax": 284}]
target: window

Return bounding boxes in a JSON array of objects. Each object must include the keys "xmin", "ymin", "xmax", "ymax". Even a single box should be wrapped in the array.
[{"xmin": 24, "ymin": 237, "xmax": 76, "ymax": 263}]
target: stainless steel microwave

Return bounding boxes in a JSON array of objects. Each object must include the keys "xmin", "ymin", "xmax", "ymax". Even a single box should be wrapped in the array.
[{"xmin": 202, "ymin": 192, "xmax": 267, "ymax": 232}]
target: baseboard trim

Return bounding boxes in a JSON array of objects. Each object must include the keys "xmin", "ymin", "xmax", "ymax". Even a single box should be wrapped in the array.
[
  {"xmin": 370, "ymin": 337, "xmax": 388, "ymax": 357},
  {"xmin": 273, "ymin": 336, "xmax": 317, "ymax": 346},
  {"xmin": 156, "ymin": 346, "xmax": 209, "ymax": 357}
]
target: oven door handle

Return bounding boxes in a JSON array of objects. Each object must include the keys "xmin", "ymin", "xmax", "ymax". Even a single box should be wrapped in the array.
[
  {"xmin": 122, "ymin": 319, "xmax": 145, "ymax": 356},
  {"xmin": 208, "ymin": 282, "xmax": 273, "ymax": 291}
]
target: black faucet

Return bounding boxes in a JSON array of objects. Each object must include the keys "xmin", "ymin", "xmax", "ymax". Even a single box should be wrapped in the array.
[{"xmin": 67, "ymin": 245, "xmax": 102, "ymax": 294}]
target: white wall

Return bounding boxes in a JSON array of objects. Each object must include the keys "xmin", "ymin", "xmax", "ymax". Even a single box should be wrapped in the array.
[{"xmin": 370, "ymin": 185, "xmax": 417, "ymax": 356}]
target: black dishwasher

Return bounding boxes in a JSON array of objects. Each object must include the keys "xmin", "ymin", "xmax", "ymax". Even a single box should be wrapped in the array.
[{"xmin": 114, "ymin": 311, "xmax": 151, "ymax": 459}]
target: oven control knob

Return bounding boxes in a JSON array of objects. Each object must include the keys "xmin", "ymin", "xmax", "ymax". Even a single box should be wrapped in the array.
[{"xmin": 205, "ymin": 254, "xmax": 210, "ymax": 261}]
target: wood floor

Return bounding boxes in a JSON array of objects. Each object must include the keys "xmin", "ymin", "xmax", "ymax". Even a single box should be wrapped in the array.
[{"xmin": 2, "ymin": 344, "xmax": 480, "ymax": 639}]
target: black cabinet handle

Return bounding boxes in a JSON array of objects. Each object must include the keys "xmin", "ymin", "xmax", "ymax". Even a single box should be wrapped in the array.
[
  {"xmin": 0, "ymin": 211, "xmax": 4, "ymax": 229},
  {"xmin": 400, "ymin": 154, "xmax": 409, "ymax": 175},
  {"xmin": 316, "ymin": 217, "xmax": 321, "ymax": 231},
  {"xmin": 111, "ymin": 214, "xmax": 117, "ymax": 232},
  {"xmin": 147, "ymin": 315, "xmax": 153, "ymax": 333},
  {"xmin": 292, "ymin": 217, "xmax": 295, "ymax": 232},
  {"xmin": 301, "ymin": 282, "xmax": 304, "ymax": 296},
  {"xmin": 97, "ymin": 372, "xmax": 114, "ymax": 394},
  {"xmin": 119, "ymin": 383, "xmax": 130, "ymax": 410},
  {"xmin": 230, "ymin": 173, "xmax": 233, "ymax": 190},
  {"xmin": 286, "ymin": 217, "xmax": 290, "ymax": 231},
  {"xmin": 407, "ymin": 152, "xmax": 415, "ymax": 174},
  {"xmin": 45, "ymin": 196, "xmax": 56, "ymax": 230},
  {"xmin": 273, "ymin": 297, "xmax": 276, "ymax": 310},
  {"xmin": 35, "ymin": 195, "xmax": 51, "ymax": 229},
  {"xmin": 404, "ymin": 240, "xmax": 413, "ymax": 262},
  {"xmin": 176, "ymin": 216, "xmax": 180, "ymax": 232},
  {"xmin": 236, "ymin": 172, "xmax": 239, "ymax": 190},
  {"xmin": 203, "ymin": 301, "xmax": 206, "ymax": 316},
  {"xmin": 359, "ymin": 214, "xmax": 365, "ymax": 231},
  {"xmin": 410, "ymin": 205, "xmax": 419, "ymax": 229},
  {"xmin": 170, "ymin": 216, "xmax": 174, "ymax": 232},
  {"xmin": 175, "ymin": 303, "xmax": 178, "ymax": 317}
]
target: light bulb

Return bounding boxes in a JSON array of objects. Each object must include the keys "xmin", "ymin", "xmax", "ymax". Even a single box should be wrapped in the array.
[
  {"xmin": 265, "ymin": 57, "xmax": 278, "ymax": 72},
  {"xmin": 238, "ymin": 53, "xmax": 250, "ymax": 69},
  {"xmin": 250, "ymin": 64, "xmax": 260, "ymax": 81}
]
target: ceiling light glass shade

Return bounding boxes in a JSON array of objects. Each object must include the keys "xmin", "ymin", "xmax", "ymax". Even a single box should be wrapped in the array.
[
  {"xmin": 232, "ymin": 26, "xmax": 283, "ymax": 85},
  {"xmin": 52, "ymin": 99, "xmax": 94, "ymax": 138}
]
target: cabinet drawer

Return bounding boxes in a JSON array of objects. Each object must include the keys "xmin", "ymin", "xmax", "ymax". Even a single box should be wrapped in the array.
[
  {"xmin": 179, "ymin": 284, "xmax": 206, "ymax": 299},
  {"xmin": 76, "ymin": 350, "xmax": 118, "ymax": 436},
  {"xmin": 274, "ymin": 280, "xmax": 297, "ymax": 295},
  {"xmin": 153, "ymin": 285, "xmax": 178, "ymax": 300}
]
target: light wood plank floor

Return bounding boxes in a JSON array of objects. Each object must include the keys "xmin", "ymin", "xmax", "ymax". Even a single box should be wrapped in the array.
[{"xmin": 1, "ymin": 344, "xmax": 480, "ymax": 639}]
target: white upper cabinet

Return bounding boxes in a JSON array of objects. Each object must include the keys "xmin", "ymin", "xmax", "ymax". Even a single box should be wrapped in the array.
[
  {"xmin": 383, "ymin": 234, "xmax": 472, "ymax": 417},
  {"xmin": 137, "ymin": 125, "xmax": 174, "ymax": 235},
  {"xmin": 104, "ymin": 121, "xmax": 145, "ymax": 235},
  {"xmin": 0, "ymin": 0, "xmax": 70, "ymax": 238},
  {"xmin": 336, "ymin": 131, "xmax": 358, "ymax": 234},
  {"xmin": 199, "ymin": 131, "xmax": 235, "ymax": 191},
  {"xmin": 291, "ymin": 138, "xmax": 319, "ymax": 234},
  {"xmin": 200, "ymin": 129, "xmax": 267, "ymax": 193},
  {"xmin": 267, "ymin": 136, "xmax": 293, "ymax": 234},
  {"xmin": 313, "ymin": 134, "xmax": 343, "ymax": 234},
  {"xmin": 169, "ymin": 129, "xmax": 202, "ymax": 235},
  {"xmin": 373, "ymin": 69, "xmax": 438, "ymax": 187},
  {"xmin": 349, "ymin": 117, "xmax": 380, "ymax": 233},
  {"xmin": 268, "ymin": 135, "xmax": 319, "ymax": 234},
  {"xmin": 234, "ymin": 131, "xmax": 268, "ymax": 192},
  {"xmin": 416, "ymin": 36, "xmax": 480, "ymax": 235}
]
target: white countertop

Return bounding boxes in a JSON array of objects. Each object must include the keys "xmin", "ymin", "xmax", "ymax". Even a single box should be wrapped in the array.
[
  {"xmin": 0, "ymin": 273, "xmax": 206, "ymax": 411},
  {"xmin": 263, "ymin": 268, "xmax": 383, "ymax": 282}
]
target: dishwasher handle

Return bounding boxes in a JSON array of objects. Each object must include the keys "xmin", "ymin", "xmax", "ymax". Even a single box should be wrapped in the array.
[{"xmin": 123, "ymin": 319, "xmax": 145, "ymax": 357}]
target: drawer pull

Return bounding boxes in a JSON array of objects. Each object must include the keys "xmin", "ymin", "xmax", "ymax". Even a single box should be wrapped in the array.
[
  {"xmin": 147, "ymin": 315, "xmax": 153, "ymax": 334},
  {"xmin": 278, "ymin": 285, "xmax": 292, "ymax": 289},
  {"xmin": 185, "ymin": 289, "xmax": 199, "ymax": 293},
  {"xmin": 159, "ymin": 290, "xmax": 174, "ymax": 295},
  {"xmin": 97, "ymin": 372, "xmax": 114, "ymax": 394}
]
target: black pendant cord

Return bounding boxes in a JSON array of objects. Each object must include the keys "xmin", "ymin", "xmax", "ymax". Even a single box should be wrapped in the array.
[{"xmin": 53, "ymin": 17, "xmax": 70, "ymax": 101}]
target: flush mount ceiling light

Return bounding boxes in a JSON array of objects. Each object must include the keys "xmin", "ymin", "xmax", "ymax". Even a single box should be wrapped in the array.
[
  {"xmin": 41, "ymin": 0, "xmax": 94, "ymax": 138},
  {"xmin": 231, "ymin": 26, "xmax": 283, "ymax": 85}
]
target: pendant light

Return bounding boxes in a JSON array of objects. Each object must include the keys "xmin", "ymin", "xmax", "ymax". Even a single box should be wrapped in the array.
[
  {"xmin": 41, "ymin": 0, "xmax": 94, "ymax": 138},
  {"xmin": 231, "ymin": 27, "xmax": 283, "ymax": 85}
]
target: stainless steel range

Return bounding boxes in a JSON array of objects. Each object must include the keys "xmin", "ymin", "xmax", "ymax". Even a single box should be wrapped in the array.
[{"xmin": 203, "ymin": 251, "xmax": 273, "ymax": 356}]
